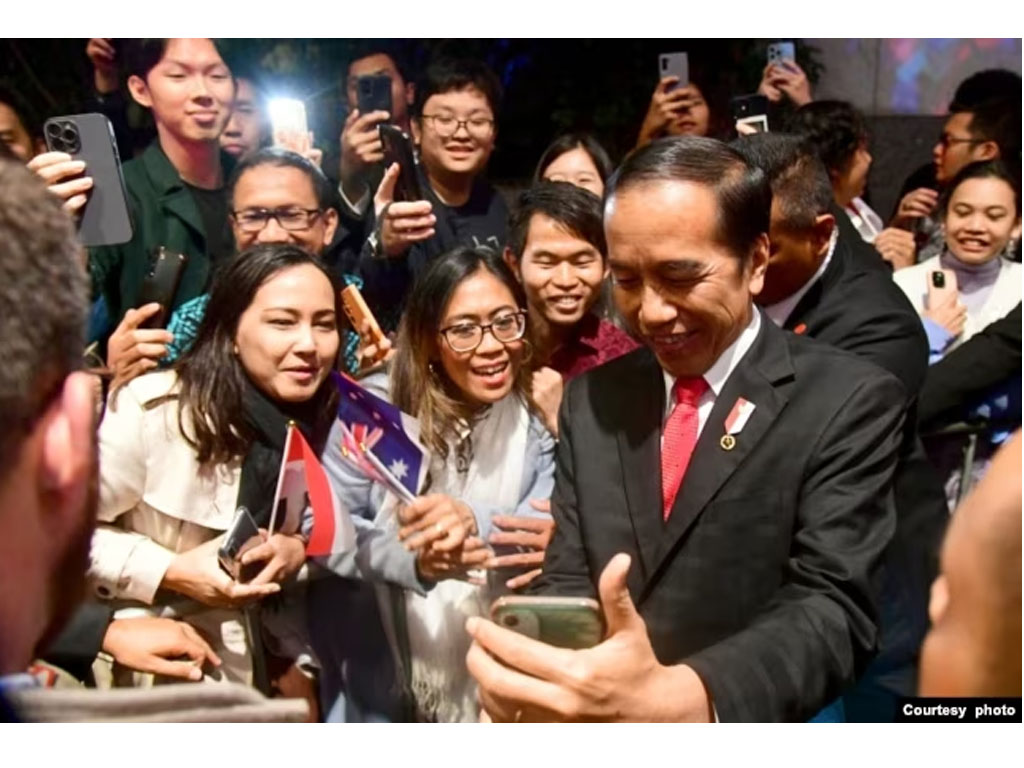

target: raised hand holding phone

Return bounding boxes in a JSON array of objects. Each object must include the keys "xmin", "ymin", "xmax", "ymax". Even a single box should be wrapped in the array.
[
  {"xmin": 373, "ymin": 162, "xmax": 436, "ymax": 257},
  {"xmin": 466, "ymin": 554, "xmax": 714, "ymax": 722}
]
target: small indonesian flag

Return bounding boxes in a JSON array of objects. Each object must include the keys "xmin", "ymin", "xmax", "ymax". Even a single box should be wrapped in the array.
[
  {"xmin": 270, "ymin": 424, "xmax": 357, "ymax": 558},
  {"xmin": 725, "ymin": 397, "xmax": 756, "ymax": 436}
]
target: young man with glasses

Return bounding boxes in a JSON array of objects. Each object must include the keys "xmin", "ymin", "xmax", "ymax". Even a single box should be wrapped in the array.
[
  {"xmin": 359, "ymin": 57, "xmax": 509, "ymax": 332},
  {"xmin": 105, "ymin": 148, "xmax": 342, "ymax": 390},
  {"xmin": 875, "ymin": 69, "xmax": 1021, "ymax": 269}
]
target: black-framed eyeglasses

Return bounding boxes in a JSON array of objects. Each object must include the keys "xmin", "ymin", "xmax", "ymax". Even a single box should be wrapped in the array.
[
  {"xmin": 230, "ymin": 207, "xmax": 323, "ymax": 233},
  {"xmin": 937, "ymin": 133, "xmax": 985, "ymax": 150},
  {"xmin": 439, "ymin": 311, "xmax": 527, "ymax": 353},
  {"xmin": 421, "ymin": 114, "xmax": 495, "ymax": 139}
]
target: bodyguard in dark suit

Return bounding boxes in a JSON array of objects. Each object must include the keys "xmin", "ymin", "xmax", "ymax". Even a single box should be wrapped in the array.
[
  {"xmin": 735, "ymin": 134, "xmax": 950, "ymax": 720},
  {"xmin": 467, "ymin": 137, "xmax": 905, "ymax": 722}
]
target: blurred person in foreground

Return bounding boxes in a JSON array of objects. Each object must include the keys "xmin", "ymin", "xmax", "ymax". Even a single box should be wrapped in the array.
[{"xmin": 919, "ymin": 430, "xmax": 1021, "ymax": 697}]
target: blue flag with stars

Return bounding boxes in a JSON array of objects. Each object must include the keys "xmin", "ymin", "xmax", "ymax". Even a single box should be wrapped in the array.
[{"xmin": 332, "ymin": 371, "xmax": 426, "ymax": 498}]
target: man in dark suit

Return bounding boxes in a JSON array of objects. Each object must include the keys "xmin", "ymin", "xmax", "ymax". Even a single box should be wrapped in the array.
[
  {"xmin": 735, "ymin": 133, "xmax": 949, "ymax": 721},
  {"xmin": 466, "ymin": 136, "xmax": 906, "ymax": 722}
]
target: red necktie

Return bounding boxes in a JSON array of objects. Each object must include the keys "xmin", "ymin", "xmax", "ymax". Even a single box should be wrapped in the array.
[{"xmin": 661, "ymin": 377, "xmax": 708, "ymax": 521}]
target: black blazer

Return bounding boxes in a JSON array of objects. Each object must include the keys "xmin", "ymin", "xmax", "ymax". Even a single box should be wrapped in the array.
[
  {"xmin": 536, "ymin": 313, "xmax": 906, "ymax": 722},
  {"xmin": 919, "ymin": 302, "xmax": 1022, "ymax": 429},
  {"xmin": 782, "ymin": 231, "xmax": 950, "ymax": 706}
]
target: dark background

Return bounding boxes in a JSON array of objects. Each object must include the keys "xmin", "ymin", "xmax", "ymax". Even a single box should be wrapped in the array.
[{"xmin": 2, "ymin": 38, "xmax": 938, "ymax": 215}]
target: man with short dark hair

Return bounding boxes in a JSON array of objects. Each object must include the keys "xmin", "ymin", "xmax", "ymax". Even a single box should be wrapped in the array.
[
  {"xmin": 734, "ymin": 132, "xmax": 950, "ymax": 721},
  {"xmin": 34, "ymin": 38, "xmax": 237, "ymax": 338},
  {"xmin": 467, "ymin": 136, "xmax": 905, "ymax": 722},
  {"xmin": 360, "ymin": 57, "xmax": 509, "ymax": 331},
  {"xmin": 104, "ymin": 147, "xmax": 345, "ymax": 389},
  {"xmin": 504, "ymin": 181, "xmax": 638, "ymax": 435}
]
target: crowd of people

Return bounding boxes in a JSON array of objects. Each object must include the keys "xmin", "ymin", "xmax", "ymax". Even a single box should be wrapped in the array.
[{"xmin": 0, "ymin": 37, "xmax": 1020, "ymax": 724}]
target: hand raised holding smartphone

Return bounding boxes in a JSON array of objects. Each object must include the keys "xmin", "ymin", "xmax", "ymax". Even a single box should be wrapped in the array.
[{"xmin": 373, "ymin": 162, "xmax": 436, "ymax": 257}]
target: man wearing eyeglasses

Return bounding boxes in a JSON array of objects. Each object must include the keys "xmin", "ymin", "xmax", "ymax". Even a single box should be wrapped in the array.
[
  {"xmin": 359, "ymin": 57, "xmax": 509, "ymax": 332},
  {"xmin": 105, "ymin": 148, "xmax": 342, "ymax": 390},
  {"xmin": 875, "ymin": 70, "xmax": 1021, "ymax": 269}
]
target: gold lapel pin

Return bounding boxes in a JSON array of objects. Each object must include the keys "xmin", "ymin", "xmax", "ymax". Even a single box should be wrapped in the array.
[{"xmin": 720, "ymin": 434, "xmax": 736, "ymax": 451}]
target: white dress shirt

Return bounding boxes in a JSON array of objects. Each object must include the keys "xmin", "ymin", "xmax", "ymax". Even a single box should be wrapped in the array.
[
  {"xmin": 662, "ymin": 307, "xmax": 762, "ymax": 436},
  {"xmin": 762, "ymin": 228, "xmax": 838, "ymax": 328}
]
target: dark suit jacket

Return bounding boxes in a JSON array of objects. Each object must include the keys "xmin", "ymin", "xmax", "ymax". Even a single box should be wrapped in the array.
[
  {"xmin": 781, "ymin": 231, "xmax": 949, "ymax": 711},
  {"xmin": 919, "ymin": 302, "xmax": 1022, "ymax": 429},
  {"xmin": 536, "ymin": 314, "xmax": 906, "ymax": 722}
]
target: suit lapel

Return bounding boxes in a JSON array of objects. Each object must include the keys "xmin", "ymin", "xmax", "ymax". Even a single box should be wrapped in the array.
[
  {"xmin": 783, "ymin": 234, "xmax": 845, "ymax": 332},
  {"xmin": 643, "ymin": 318, "xmax": 795, "ymax": 595},
  {"xmin": 614, "ymin": 350, "xmax": 666, "ymax": 583}
]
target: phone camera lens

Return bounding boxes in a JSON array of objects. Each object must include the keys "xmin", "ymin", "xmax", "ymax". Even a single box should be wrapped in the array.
[
  {"xmin": 501, "ymin": 615, "xmax": 519, "ymax": 628},
  {"xmin": 46, "ymin": 123, "xmax": 62, "ymax": 138}
]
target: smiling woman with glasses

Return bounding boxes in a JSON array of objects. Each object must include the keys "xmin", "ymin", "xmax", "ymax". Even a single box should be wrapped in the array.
[{"xmin": 310, "ymin": 245, "xmax": 557, "ymax": 723}]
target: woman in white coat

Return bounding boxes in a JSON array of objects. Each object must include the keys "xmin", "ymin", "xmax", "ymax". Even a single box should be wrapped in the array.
[{"xmin": 90, "ymin": 244, "xmax": 421, "ymax": 689}]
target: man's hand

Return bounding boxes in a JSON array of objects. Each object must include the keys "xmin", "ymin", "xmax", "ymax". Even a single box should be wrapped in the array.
[
  {"xmin": 924, "ymin": 296, "xmax": 967, "ymax": 338},
  {"xmin": 239, "ymin": 530, "xmax": 308, "ymax": 585},
  {"xmin": 162, "ymin": 536, "xmax": 281, "ymax": 609},
  {"xmin": 874, "ymin": 227, "xmax": 917, "ymax": 270},
  {"xmin": 487, "ymin": 500, "xmax": 556, "ymax": 589},
  {"xmin": 339, "ymin": 108, "xmax": 389, "ymax": 195},
  {"xmin": 891, "ymin": 187, "xmax": 939, "ymax": 229},
  {"xmin": 86, "ymin": 38, "xmax": 119, "ymax": 94},
  {"xmin": 106, "ymin": 304, "xmax": 174, "ymax": 397},
  {"xmin": 530, "ymin": 367, "xmax": 564, "ymax": 438},
  {"xmin": 758, "ymin": 61, "xmax": 812, "ymax": 106},
  {"xmin": 374, "ymin": 163, "xmax": 435, "ymax": 257},
  {"xmin": 27, "ymin": 152, "xmax": 93, "ymax": 215},
  {"xmin": 465, "ymin": 553, "xmax": 713, "ymax": 722},
  {"xmin": 101, "ymin": 617, "xmax": 222, "ymax": 681},
  {"xmin": 637, "ymin": 78, "xmax": 704, "ymax": 146}
]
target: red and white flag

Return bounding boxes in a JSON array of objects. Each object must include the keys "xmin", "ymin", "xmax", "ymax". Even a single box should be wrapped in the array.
[{"xmin": 269, "ymin": 424, "xmax": 356, "ymax": 558}]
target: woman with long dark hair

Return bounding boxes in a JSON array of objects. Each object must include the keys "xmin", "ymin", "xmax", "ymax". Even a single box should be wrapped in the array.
[
  {"xmin": 312, "ymin": 245, "xmax": 556, "ymax": 722},
  {"xmin": 90, "ymin": 244, "xmax": 344, "ymax": 687}
]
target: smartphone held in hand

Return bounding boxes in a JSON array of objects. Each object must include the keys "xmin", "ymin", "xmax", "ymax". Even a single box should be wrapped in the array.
[
  {"xmin": 43, "ymin": 113, "xmax": 133, "ymax": 247},
  {"xmin": 731, "ymin": 94, "xmax": 771, "ymax": 134},
  {"xmin": 135, "ymin": 247, "xmax": 188, "ymax": 330},
  {"xmin": 767, "ymin": 40, "xmax": 796, "ymax": 66},
  {"xmin": 659, "ymin": 52, "xmax": 689, "ymax": 92},
  {"xmin": 357, "ymin": 74, "xmax": 393, "ymax": 116},
  {"xmin": 217, "ymin": 507, "xmax": 264, "ymax": 583},
  {"xmin": 490, "ymin": 595, "xmax": 604, "ymax": 650},
  {"xmin": 927, "ymin": 268, "xmax": 958, "ymax": 308},
  {"xmin": 268, "ymin": 98, "xmax": 309, "ymax": 147},
  {"xmin": 379, "ymin": 124, "xmax": 424, "ymax": 202}
]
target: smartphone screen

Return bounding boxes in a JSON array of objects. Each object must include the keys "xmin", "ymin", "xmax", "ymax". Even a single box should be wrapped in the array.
[{"xmin": 268, "ymin": 98, "xmax": 308, "ymax": 146}]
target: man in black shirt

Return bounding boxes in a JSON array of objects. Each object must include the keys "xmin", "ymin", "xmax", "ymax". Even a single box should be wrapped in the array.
[{"xmin": 358, "ymin": 57, "xmax": 508, "ymax": 331}]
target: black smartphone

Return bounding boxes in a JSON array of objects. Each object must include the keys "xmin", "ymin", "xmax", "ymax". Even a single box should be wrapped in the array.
[
  {"xmin": 136, "ymin": 247, "xmax": 188, "ymax": 329},
  {"xmin": 379, "ymin": 124, "xmax": 424, "ymax": 202},
  {"xmin": 43, "ymin": 113, "xmax": 133, "ymax": 247},
  {"xmin": 356, "ymin": 74, "xmax": 393, "ymax": 117},
  {"xmin": 731, "ymin": 94, "xmax": 770, "ymax": 134},
  {"xmin": 217, "ymin": 507, "xmax": 264, "ymax": 583}
]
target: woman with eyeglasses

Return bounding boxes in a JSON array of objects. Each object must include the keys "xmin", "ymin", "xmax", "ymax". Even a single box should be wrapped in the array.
[
  {"xmin": 359, "ymin": 58, "xmax": 510, "ymax": 334},
  {"xmin": 310, "ymin": 245, "xmax": 556, "ymax": 722}
]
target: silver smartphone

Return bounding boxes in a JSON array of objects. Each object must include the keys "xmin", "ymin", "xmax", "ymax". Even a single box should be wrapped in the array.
[
  {"xmin": 767, "ymin": 41, "xmax": 796, "ymax": 66},
  {"xmin": 659, "ymin": 52, "xmax": 689, "ymax": 93}
]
